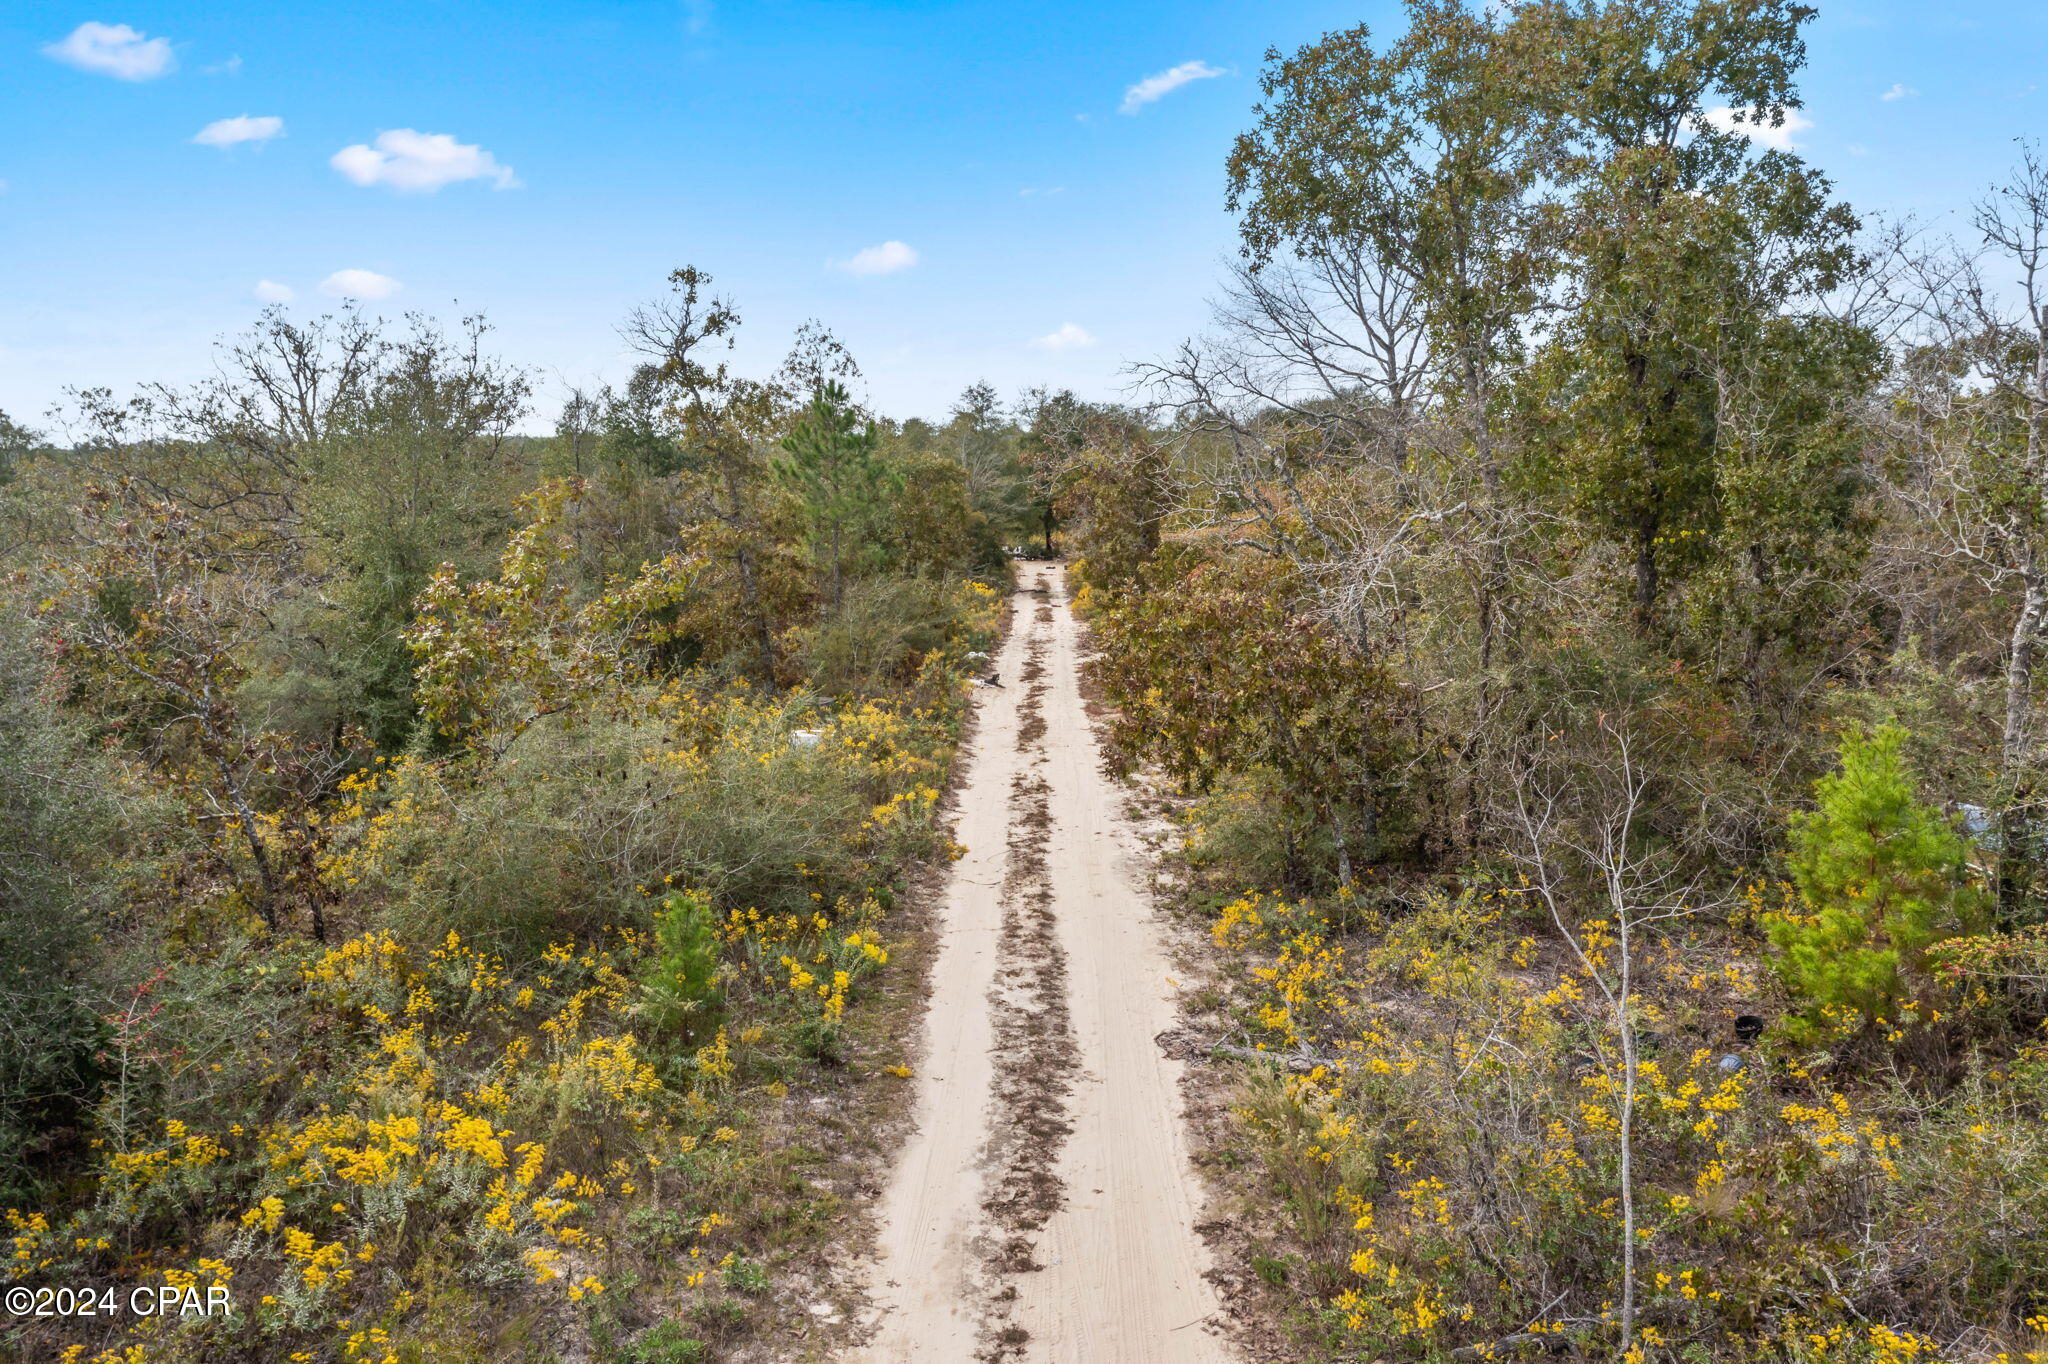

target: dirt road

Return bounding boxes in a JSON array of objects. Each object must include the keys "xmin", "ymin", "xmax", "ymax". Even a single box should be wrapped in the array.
[{"xmin": 854, "ymin": 562, "xmax": 1233, "ymax": 1363}]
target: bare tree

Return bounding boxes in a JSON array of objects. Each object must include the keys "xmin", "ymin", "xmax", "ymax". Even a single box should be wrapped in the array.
[
  {"xmin": 1134, "ymin": 236, "xmax": 1439, "ymax": 645},
  {"xmin": 60, "ymin": 307, "xmax": 385, "ymax": 559},
  {"xmin": 1506, "ymin": 717, "xmax": 1711, "ymax": 1349},
  {"xmin": 1873, "ymin": 145, "xmax": 2048, "ymax": 919},
  {"xmin": 1130, "ymin": 238, "xmax": 1446, "ymax": 864}
]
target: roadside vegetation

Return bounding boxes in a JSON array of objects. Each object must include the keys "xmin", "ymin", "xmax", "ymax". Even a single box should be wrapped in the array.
[
  {"xmin": 1049, "ymin": 2, "xmax": 2048, "ymax": 1360},
  {"xmin": 0, "ymin": 271, "xmax": 1049, "ymax": 1363},
  {"xmin": 8, "ymin": 2, "xmax": 2048, "ymax": 1361}
]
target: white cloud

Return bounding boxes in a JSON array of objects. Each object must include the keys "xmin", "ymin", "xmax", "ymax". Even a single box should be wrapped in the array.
[
  {"xmin": 1033, "ymin": 322, "xmax": 1097, "ymax": 351},
  {"xmin": 834, "ymin": 240, "xmax": 919, "ymax": 276},
  {"xmin": 193, "ymin": 115, "xmax": 284, "ymax": 149},
  {"xmin": 1881, "ymin": 82, "xmax": 1918, "ymax": 101},
  {"xmin": 204, "ymin": 54, "xmax": 243, "ymax": 76},
  {"xmin": 1701, "ymin": 105, "xmax": 1814, "ymax": 151},
  {"xmin": 253, "ymin": 279, "xmax": 295, "ymax": 303},
  {"xmin": 1119, "ymin": 60, "xmax": 1224, "ymax": 114},
  {"xmin": 43, "ymin": 21, "xmax": 175, "ymax": 80},
  {"xmin": 319, "ymin": 269, "xmax": 401, "ymax": 300},
  {"xmin": 330, "ymin": 130, "xmax": 519, "ymax": 192}
]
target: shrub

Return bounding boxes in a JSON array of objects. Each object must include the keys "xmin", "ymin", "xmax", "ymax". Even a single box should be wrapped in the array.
[
  {"xmin": 335, "ymin": 700, "xmax": 896, "ymax": 958},
  {"xmin": 1204, "ymin": 879, "xmax": 2046, "ymax": 1356},
  {"xmin": 0, "ymin": 618, "xmax": 157, "ymax": 1199},
  {"xmin": 629, "ymin": 1321, "xmax": 709, "ymax": 1363},
  {"xmin": 1090, "ymin": 547, "xmax": 1400, "ymax": 887},
  {"xmin": 797, "ymin": 575, "xmax": 997, "ymax": 698},
  {"xmin": 1769, "ymin": 724, "xmax": 1988, "ymax": 1038},
  {"xmin": 1186, "ymin": 770, "xmax": 1351, "ymax": 898}
]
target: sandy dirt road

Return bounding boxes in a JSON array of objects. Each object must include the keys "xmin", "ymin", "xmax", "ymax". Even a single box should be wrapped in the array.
[{"xmin": 853, "ymin": 562, "xmax": 1233, "ymax": 1363}]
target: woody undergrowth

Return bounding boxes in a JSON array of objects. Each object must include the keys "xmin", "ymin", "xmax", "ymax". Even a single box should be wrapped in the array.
[
  {"xmin": 1171, "ymin": 760, "xmax": 2048, "ymax": 1364},
  {"xmin": 4, "ymin": 481, "xmax": 1003, "ymax": 1364},
  {"xmin": 1065, "ymin": 503, "xmax": 2048, "ymax": 1364}
]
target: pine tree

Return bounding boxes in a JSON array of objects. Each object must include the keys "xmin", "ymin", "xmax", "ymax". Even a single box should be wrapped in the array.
[
  {"xmin": 642, "ymin": 890, "xmax": 724, "ymax": 1043},
  {"xmin": 1769, "ymin": 725, "xmax": 1987, "ymax": 1036},
  {"xmin": 777, "ymin": 381, "xmax": 898, "ymax": 610}
]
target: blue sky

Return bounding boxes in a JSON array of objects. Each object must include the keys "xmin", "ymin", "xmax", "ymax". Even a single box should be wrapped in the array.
[{"xmin": 2, "ymin": 1, "xmax": 2044, "ymax": 432}]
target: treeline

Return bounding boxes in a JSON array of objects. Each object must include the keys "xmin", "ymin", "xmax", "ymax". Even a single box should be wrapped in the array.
[
  {"xmin": 0, "ymin": 271, "xmax": 1054, "ymax": 1362},
  {"xmin": 1045, "ymin": 1, "xmax": 2048, "ymax": 1360}
]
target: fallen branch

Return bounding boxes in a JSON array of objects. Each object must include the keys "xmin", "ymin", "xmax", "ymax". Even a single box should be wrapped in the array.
[{"xmin": 1207, "ymin": 1042, "xmax": 1336, "ymax": 1073}]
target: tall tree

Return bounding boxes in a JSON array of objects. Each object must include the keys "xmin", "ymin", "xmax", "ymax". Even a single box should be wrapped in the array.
[
  {"xmin": 948, "ymin": 381, "xmax": 1028, "ymax": 533},
  {"xmin": 777, "ymin": 381, "xmax": 898, "ymax": 610},
  {"xmin": 1228, "ymin": 0, "xmax": 1556, "ymax": 673},
  {"xmin": 303, "ymin": 314, "xmax": 530, "ymax": 748},
  {"xmin": 1016, "ymin": 387, "xmax": 1092, "ymax": 557},
  {"xmin": 1517, "ymin": 0, "xmax": 1860, "ymax": 638},
  {"xmin": 621, "ymin": 267, "xmax": 797, "ymax": 685},
  {"xmin": 1200, "ymin": 0, "xmax": 1559, "ymax": 856}
]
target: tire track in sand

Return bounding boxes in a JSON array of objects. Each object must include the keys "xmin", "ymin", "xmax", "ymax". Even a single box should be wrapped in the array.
[{"xmin": 854, "ymin": 562, "xmax": 1233, "ymax": 1363}]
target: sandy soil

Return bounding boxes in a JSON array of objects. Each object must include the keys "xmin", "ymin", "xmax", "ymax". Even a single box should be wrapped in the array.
[{"xmin": 852, "ymin": 562, "xmax": 1234, "ymax": 1363}]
